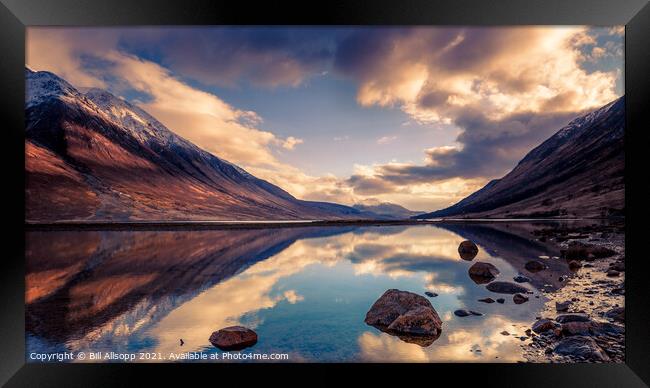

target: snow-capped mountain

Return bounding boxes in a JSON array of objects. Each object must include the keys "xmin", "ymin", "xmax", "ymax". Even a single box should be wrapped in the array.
[
  {"xmin": 25, "ymin": 68, "xmax": 368, "ymax": 222},
  {"xmin": 415, "ymin": 96, "xmax": 625, "ymax": 219}
]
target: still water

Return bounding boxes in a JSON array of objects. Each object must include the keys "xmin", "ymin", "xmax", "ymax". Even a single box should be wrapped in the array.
[{"xmin": 26, "ymin": 223, "xmax": 571, "ymax": 362}]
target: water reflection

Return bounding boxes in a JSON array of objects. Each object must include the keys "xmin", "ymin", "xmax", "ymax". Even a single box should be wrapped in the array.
[{"xmin": 26, "ymin": 223, "xmax": 569, "ymax": 362}]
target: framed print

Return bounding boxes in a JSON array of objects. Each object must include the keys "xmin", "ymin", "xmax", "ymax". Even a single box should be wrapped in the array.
[{"xmin": 1, "ymin": 0, "xmax": 649, "ymax": 386}]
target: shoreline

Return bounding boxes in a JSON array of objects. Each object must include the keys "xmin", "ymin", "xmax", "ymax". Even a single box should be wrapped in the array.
[
  {"xmin": 24, "ymin": 217, "xmax": 622, "ymax": 231},
  {"xmin": 519, "ymin": 221, "xmax": 625, "ymax": 362}
]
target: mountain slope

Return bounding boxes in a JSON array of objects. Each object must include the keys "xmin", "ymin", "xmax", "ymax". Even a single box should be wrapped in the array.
[
  {"xmin": 25, "ymin": 68, "xmax": 369, "ymax": 222},
  {"xmin": 353, "ymin": 202, "xmax": 423, "ymax": 219},
  {"xmin": 415, "ymin": 97, "xmax": 624, "ymax": 219}
]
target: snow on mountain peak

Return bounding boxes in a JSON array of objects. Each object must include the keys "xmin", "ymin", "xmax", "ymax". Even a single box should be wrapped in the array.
[
  {"xmin": 25, "ymin": 68, "xmax": 82, "ymax": 109},
  {"xmin": 555, "ymin": 96, "xmax": 623, "ymax": 140}
]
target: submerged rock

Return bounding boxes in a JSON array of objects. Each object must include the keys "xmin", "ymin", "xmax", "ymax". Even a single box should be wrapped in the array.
[
  {"xmin": 478, "ymin": 297, "xmax": 495, "ymax": 303},
  {"xmin": 454, "ymin": 309, "xmax": 471, "ymax": 317},
  {"xmin": 486, "ymin": 281, "xmax": 530, "ymax": 294},
  {"xmin": 209, "ymin": 326, "xmax": 258, "ymax": 350},
  {"xmin": 513, "ymin": 275, "xmax": 531, "ymax": 283},
  {"xmin": 365, "ymin": 289, "xmax": 442, "ymax": 346},
  {"xmin": 525, "ymin": 260, "xmax": 547, "ymax": 272},
  {"xmin": 553, "ymin": 336, "xmax": 610, "ymax": 361},
  {"xmin": 424, "ymin": 291, "xmax": 438, "ymax": 298},
  {"xmin": 468, "ymin": 262, "xmax": 500, "ymax": 283},
  {"xmin": 513, "ymin": 293, "xmax": 529, "ymax": 304},
  {"xmin": 458, "ymin": 240, "xmax": 479, "ymax": 260},
  {"xmin": 496, "ymin": 298, "xmax": 505, "ymax": 304}
]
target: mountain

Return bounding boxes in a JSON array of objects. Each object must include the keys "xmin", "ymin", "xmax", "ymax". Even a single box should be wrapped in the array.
[
  {"xmin": 25, "ymin": 68, "xmax": 370, "ymax": 222},
  {"xmin": 353, "ymin": 202, "xmax": 423, "ymax": 219},
  {"xmin": 415, "ymin": 97, "xmax": 625, "ymax": 219}
]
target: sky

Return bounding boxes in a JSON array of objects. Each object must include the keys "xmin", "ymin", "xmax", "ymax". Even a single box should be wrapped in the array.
[{"xmin": 26, "ymin": 26, "xmax": 624, "ymax": 212}]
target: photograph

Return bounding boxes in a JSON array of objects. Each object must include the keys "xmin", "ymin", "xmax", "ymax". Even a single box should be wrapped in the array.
[{"xmin": 24, "ymin": 26, "xmax": 625, "ymax": 363}]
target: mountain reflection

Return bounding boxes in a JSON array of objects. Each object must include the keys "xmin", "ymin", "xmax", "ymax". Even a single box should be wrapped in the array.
[{"xmin": 26, "ymin": 223, "xmax": 568, "ymax": 362}]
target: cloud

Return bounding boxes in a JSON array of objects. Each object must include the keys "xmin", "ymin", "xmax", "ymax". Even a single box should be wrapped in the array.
[
  {"xmin": 282, "ymin": 136, "xmax": 304, "ymax": 150},
  {"xmin": 376, "ymin": 135, "xmax": 397, "ymax": 145},
  {"xmin": 333, "ymin": 26, "xmax": 622, "ymax": 193},
  {"xmin": 335, "ymin": 27, "xmax": 620, "ymax": 121},
  {"xmin": 118, "ymin": 27, "xmax": 337, "ymax": 88}
]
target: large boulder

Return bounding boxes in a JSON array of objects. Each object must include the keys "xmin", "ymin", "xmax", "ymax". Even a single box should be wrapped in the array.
[
  {"xmin": 458, "ymin": 240, "xmax": 479, "ymax": 260},
  {"xmin": 485, "ymin": 281, "xmax": 530, "ymax": 294},
  {"xmin": 468, "ymin": 262, "xmax": 500, "ymax": 284},
  {"xmin": 365, "ymin": 289, "xmax": 442, "ymax": 346},
  {"xmin": 209, "ymin": 326, "xmax": 258, "ymax": 350},
  {"xmin": 553, "ymin": 336, "xmax": 610, "ymax": 361}
]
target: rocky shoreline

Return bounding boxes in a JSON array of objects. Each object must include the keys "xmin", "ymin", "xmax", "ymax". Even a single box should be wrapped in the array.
[{"xmin": 522, "ymin": 221, "xmax": 625, "ymax": 362}]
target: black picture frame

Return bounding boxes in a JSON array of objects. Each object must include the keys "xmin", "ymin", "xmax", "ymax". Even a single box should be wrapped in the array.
[{"xmin": 1, "ymin": 0, "xmax": 649, "ymax": 386}]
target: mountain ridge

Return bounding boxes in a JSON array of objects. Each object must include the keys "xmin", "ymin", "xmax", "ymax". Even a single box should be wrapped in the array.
[
  {"xmin": 414, "ymin": 96, "xmax": 625, "ymax": 219},
  {"xmin": 25, "ymin": 68, "xmax": 372, "ymax": 222}
]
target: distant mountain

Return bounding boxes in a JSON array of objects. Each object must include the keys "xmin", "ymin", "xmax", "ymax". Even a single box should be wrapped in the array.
[
  {"xmin": 353, "ymin": 202, "xmax": 423, "ymax": 219},
  {"xmin": 415, "ymin": 97, "xmax": 624, "ymax": 219},
  {"xmin": 25, "ymin": 68, "xmax": 371, "ymax": 222}
]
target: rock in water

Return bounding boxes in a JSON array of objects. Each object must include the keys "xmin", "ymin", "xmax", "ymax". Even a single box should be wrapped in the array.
[
  {"xmin": 365, "ymin": 289, "xmax": 442, "ymax": 346},
  {"xmin": 454, "ymin": 309, "xmax": 471, "ymax": 317},
  {"xmin": 553, "ymin": 336, "xmax": 610, "ymax": 361},
  {"xmin": 513, "ymin": 275, "xmax": 530, "ymax": 283},
  {"xmin": 458, "ymin": 240, "xmax": 479, "ymax": 260},
  {"xmin": 209, "ymin": 326, "xmax": 258, "ymax": 350},
  {"xmin": 485, "ymin": 281, "xmax": 530, "ymax": 294},
  {"xmin": 478, "ymin": 297, "xmax": 495, "ymax": 303},
  {"xmin": 525, "ymin": 260, "xmax": 547, "ymax": 272},
  {"xmin": 513, "ymin": 293, "xmax": 529, "ymax": 304},
  {"xmin": 425, "ymin": 291, "xmax": 438, "ymax": 297},
  {"xmin": 468, "ymin": 262, "xmax": 500, "ymax": 284},
  {"xmin": 532, "ymin": 318, "xmax": 555, "ymax": 333},
  {"xmin": 496, "ymin": 298, "xmax": 505, "ymax": 304}
]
